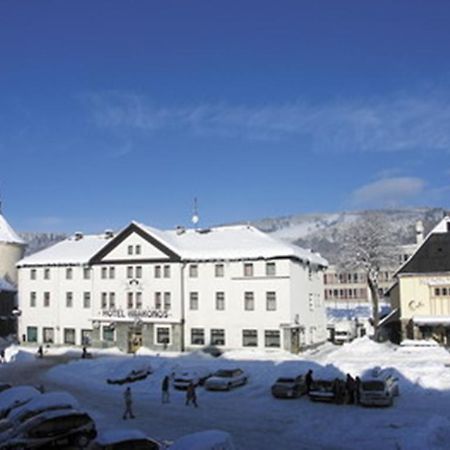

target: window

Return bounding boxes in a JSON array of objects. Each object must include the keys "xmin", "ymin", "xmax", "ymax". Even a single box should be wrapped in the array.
[
  {"xmin": 164, "ymin": 292, "xmax": 171, "ymax": 311},
  {"xmin": 136, "ymin": 266, "xmax": 142, "ymax": 279},
  {"xmin": 127, "ymin": 266, "xmax": 133, "ymax": 279},
  {"xmin": 189, "ymin": 292, "xmax": 199, "ymax": 310},
  {"xmin": 101, "ymin": 292, "xmax": 107, "ymax": 309},
  {"xmin": 191, "ymin": 328, "xmax": 205, "ymax": 345},
  {"xmin": 109, "ymin": 267, "xmax": 115, "ymax": 279},
  {"xmin": 154, "ymin": 265, "xmax": 161, "ymax": 278},
  {"xmin": 43, "ymin": 268, "xmax": 50, "ymax": 280},
  {"xmin": 81, "ymin": 329, "xmax": 92, "ymax": 346},
  {"xmin": 30, "ymin": 292, "xmax": 36, "ymax": 307},
  {"xmin": 127, "ymin": 292, "xmax": 133, "ymax": 309},
  {"xmin": 103, "ymin": 326, "xmax": 115, "ymax": 342},
  {"xmin": 43, "ymin": 327, "xmax": 54, "ymax": 344},
  {"xmin": 163, "ymin": 265, "xmax": 171, "ymax": 278},
  {"xmin": 189, "ymin": 264, "xmax": 198, "ymax": 278},
  {"xmin": 243, "ymin": 329, "xmax": 258, "ymax": 347},
  {"xmin": 156, "ymin": 327, "xmax": 170, "ymax": 345},
  {"xmin": 211, "ymin": 329, "xmax": 225, "ymax": 346},
  {"xmin": 30, "ymin": 269, "xmax": 36, "ymax": 280},
  {"xmin": 243, "ymin": 263, "xmax": 254, "ymax": 277},
  {"xmin": 155, "ymin": 292, "xmax": 162, "ymax": 309},
  {"xmin": 66, "ymin": 268, "xmax": 73, "ymax": 280},
  {"xmin": 27, "ymin": 326, "xmax": 38, "ymax": 343},
  {"xmin": 266, "ymin": 262, "xmax": 276, "ymax": 276},
  {"xmin": 135, "ymin": 245, "xmax": 141, "ymax": 255},
  {"xmin": 215, "ymin": 292, "xmax": 225, "ymax": 310},
  {"xmin": 128, "ymin": 245, "xmax": 133, "ymax": 255},
  {"xmin": 266, "ymin": 292, "xmax": 277, "ymax": 311},
  {"xmin": 435, "ymin": 288, "xmax": 441, "ymax": 296},
  {"xmin": 66, "ymin": 292, "xmax": 73, "ymax": 308},
  {"xmin": 43, "ymin": 292, "xmax": 50, "ymax": 307},
  {"xmin": 443, "ymin": 288, "xmax": 448, "ymax": 296},
  {"xmin": 101, "ymin": 267, "xmax": 107, "ymax": 279},
  {"xmin": 244, "ymin": 292, "xmax": 254, "ymax": 311},
  {"xmin": 64, "ymin": 328, "xmax": 76, "ymax": 345},
  {"xmin": 265, "ymin": 330, "xmax": 280, "ymax": 348},
  {"xmin": 215, "ymin": 264, "xmax": 224, "ymax": 278},
  {"xmin": 109, "ymin": 292, "xmax": 116, "ymax": 309},
  {"xmin": 308, "ymin": 293, "xmax": 314, "ymax": 311},
  {"xmin": 136, "ymin": 292, "xmax": 142, "ymax": 309},
  {"xmin": 83, "ymin": 267, "xmax": 90, "ymax": 280},
  {"xmin": 83, "ymin": 292, "xmax": 91, "ymax": 309}
]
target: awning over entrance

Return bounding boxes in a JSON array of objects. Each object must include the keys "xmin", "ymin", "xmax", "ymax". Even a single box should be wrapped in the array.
[{"xmin": 413, "ymin": 316, "xmax": 450, "ymax": 326}]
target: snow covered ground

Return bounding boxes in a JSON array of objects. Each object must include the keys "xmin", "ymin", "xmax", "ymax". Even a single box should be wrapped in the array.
[{"xmin": 1, "ymin": 338, "xmax": 450, "ymax": 450}]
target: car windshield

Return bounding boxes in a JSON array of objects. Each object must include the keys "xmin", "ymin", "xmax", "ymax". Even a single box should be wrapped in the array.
[
  {"xmin": 214, "ymin": 370, "xmax": 234, "ymax": 378},
  {"xmin": 29, "ymin": 414, "xmax": 91, "ymax": 438},
  {"xmin": 361, "ymin": 381, "xmax": 385, "ymax": 391},
  {"xmin": 277, "ymin": 378, "xmax": 295, "ymax": 383},
  {"xmin": 111, "ymin": 439, "xmax": 160, "ymax": 450}
]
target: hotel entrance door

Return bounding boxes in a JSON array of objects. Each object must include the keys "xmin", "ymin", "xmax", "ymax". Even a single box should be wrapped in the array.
[{"xmin": 128, "ymin": 330, "xmax": 143, "ymax": 354}]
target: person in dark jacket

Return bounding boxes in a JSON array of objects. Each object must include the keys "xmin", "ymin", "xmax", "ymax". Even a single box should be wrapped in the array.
[
  {"xmin": 185, "ymin": 382, "xmax": 198, "ymax": 408},
  {"xmin": 123, "ymin": 387, "xmax": 135, "ymax": 419},
  {"xmin": 161, "ymin": 375, "xmax": 170, "ymax": 404},
  {"xmin": 305, "ymin": 369, "xmax": 314, "ymax": 393},
  {"xmin": 345, "ymin": 374, "xmax": 356, "ymax": 404},
  {"xmin": 355, "ymin": 376, "xmax": 361, "ymax": 405}
]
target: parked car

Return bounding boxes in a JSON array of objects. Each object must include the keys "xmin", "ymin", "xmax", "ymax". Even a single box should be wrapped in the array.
[
  {"xmin": 308, "ymin": 379, "xmax": 336, "ymax": 402},
  {"xmin": 0, "ymin": 386, "xmax": 41, "ymax": 419},
  {"xmin": 107, "ymin": 361, "xmax": 152, "ymax": 385},
  {"xmin": 172, "ymin": 368, "xmax": 212, "ymax": 390},
  {"xmin": 87, "ymin": 429, "xmax": 166, "ymax": 450},
  {"xmin": 6, "ymin": 392, "xmax": 79, "ymax": 426},
  {"xmin": 359, "ymin": 369, "xmax": 400, "ymax": 407},
  {"xmin": 0, "ymin": 386, "xmax": 11, "ymax": 395},
  {"xmin": 204, "ymin": 369, "xmax": 247, "ymax": 391},
  {"xmin": 170, "ymin": 429, "xmax": 236, "ymax": 450},
  {"xmin": 0, "ymin": 409, "xmax": 96, "ymax": 449},
  {"xmin": 271, "ymin": 375, "xmax": 307, "ymax": 399}
]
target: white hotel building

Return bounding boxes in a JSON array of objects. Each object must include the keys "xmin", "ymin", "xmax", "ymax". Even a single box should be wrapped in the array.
[{"xmin": 17, "ymin": 222, "xmax": 328, "ymax": 353}]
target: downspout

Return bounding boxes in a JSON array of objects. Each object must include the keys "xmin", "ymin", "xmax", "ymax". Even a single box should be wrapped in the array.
[{"xmin": 180, "ymin": 262, "xmax": 186, "ymax": 352}]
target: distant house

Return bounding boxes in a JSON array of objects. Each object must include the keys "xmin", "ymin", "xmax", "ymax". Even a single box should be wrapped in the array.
[
  {"xmin": 0, "ymin": 212, "xmax": 26, "ymax": 337},
  {"xmin": 386, "ymin": 216, "xmax": 450, "ymax": 344},
  {"xmin": 17, "ymin": 221, "xmax": 328, "ymax": 353}
]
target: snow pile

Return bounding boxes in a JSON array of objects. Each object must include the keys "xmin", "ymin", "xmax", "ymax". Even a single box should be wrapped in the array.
[
  {"xmin": 4, "ymin": 346, "xmax": 35, "ymax": 363},
  {"xmin": 170, "ymin": 430, "xmax": 236, "ymax": 450}
]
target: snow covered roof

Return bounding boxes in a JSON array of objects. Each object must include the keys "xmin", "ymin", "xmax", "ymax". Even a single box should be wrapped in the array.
[
  {"xmin": 136, "ymin": 222, "xmax": 328, "ymax": 266},
  {"xmin": 17, "ymin": 233, "xmax": 113, "ymax": 267},
  {"xmin": 170, "ymin": 430, "xmax": 236, "ymax": 450},
  {"xmin": 0, "ymin": 214, "xmax": 25, "ymax": 245},
  {"xmin": 412, "ymin": 316, "xmax": 450, "ymax": 326},
  {"xmin": 0, "ymin": 277, "xmax": 15, "ymax": 292}
]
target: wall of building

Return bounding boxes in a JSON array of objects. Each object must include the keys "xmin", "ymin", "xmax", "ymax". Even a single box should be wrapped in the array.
[{"xmin": 0, "ymin": 242, "xmax": 25, "ymax": 285}]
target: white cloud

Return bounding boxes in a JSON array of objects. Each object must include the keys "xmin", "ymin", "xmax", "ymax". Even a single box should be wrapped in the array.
[
  {"xmin": 83, "ymin": 89, "xmax": 450, "ymax": 153},
  {"xmin": 350, "ymin": 177, "xmax": 426, "ymax": 207}
]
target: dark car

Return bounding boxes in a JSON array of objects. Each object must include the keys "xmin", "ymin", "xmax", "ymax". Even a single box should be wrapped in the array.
[
  {"xmin": 271, "ymin": 375, "xmax": 307, "ymax": 399},
  {"xmin": 308, "ymin": 379, "xmax": 336, "ymax": 402},
  {"xmin": 0, "ymin": 409, "xmax": 97, "ymax": 449},
  {"xmin": 106, "ymin": 364, "xmax": 152, "ymax": 385}
]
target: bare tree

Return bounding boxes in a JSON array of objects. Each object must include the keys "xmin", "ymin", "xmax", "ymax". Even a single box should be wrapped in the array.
[{"xmin": 337, "ymin": 212, "xmax": 399, "ymax": 332}]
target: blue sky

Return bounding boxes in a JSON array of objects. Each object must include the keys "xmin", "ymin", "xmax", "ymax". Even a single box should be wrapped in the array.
[{"xmin": 1, "ymin": 0, "xmax": 450, "ymax": 232}]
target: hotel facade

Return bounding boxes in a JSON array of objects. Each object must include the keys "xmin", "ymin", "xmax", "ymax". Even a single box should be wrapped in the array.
[{"xmin": 17, "ymin": 222, "xmax": 328, "ymax": 353}]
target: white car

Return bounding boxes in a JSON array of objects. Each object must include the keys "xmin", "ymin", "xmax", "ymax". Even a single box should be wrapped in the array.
[
  {"xmin": 87, "ymin": 428, "xmax": 166, "ymax": 450},
  {"xmin": 173, "ymin": 368, "xmax": 212, "ymax": 390},
  {"xmin": 204, "ymin": 369, "xmax": 248, "ymax": 391},
  {"xmin": 0, "ymin": 386, "xmax": 40, "ymax": 419},
  {"xmin": 0, "ymin": 409, "xmax": 96, "ymax": 449},
  {"xmin": 359, "ymin": 369, "xmax": 400, "ymax": 407},
  {"xmin": 106, "ymin": 360, "xmax": 152, "ymax": 385},
  {"xmin": 170, "ymin": 429, "xmax": 236, "ymax": 450}
]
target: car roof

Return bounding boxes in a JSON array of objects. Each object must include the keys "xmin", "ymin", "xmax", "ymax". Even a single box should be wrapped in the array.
[{"xmin": 96, "ymin": 428, "xmax": 155, "ymax": 445}]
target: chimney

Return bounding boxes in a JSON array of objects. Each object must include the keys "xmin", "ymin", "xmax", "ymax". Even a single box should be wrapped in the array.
[
  {"xmin": 415, "ymin": 221, "xmax": 424, "ymax": 244},
  {"xmin": 74, "ymin": 231, "xmax": 83, "ymax": 241},
  {"xmin": 104, "ymin": 229, "xmax": 114, "ymax": 239},
  {"xmin": 176, "ymin": 225, "xmax": 186, "ymax": 235}
]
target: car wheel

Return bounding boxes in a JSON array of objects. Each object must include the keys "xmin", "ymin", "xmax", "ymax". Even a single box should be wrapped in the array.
[{"xmin": 227, "ymin": 383, "xmax": 232, "ymax": 390}]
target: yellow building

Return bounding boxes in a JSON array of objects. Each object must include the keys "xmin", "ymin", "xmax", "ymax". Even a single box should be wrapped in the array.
[{"xmin": 387, "ymin": 216, "xmax": 450, "ymax": 344}]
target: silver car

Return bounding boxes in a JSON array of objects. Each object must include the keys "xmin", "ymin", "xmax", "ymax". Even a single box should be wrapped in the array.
[{"xmin": 204, "ymin": 368, "xmax": 248, "ymax": 391}]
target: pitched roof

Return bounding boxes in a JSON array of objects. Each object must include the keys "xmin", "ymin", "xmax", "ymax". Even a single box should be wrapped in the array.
[
  {"xmin": 0, "ymin": 214, "xmax": 25, "ymax": 245},
  {"xmin": 397, "ymin": 216, "xmax": 450, "ymax": 274}
]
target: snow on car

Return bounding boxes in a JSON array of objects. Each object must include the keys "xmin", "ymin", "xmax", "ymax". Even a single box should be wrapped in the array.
[
  {"xmin": 0, "ymin": 386, "xmax": 41, "ymax": 419},
  {"xmin": 106, "ymin": 358, "xmax": 152, "ymax": 385},
  {"xmin": 359, "ymin": 368, "xmax": 400, "ymax": 407},
  {"xmin": 0, "ymin": 408, "xmax": 96, "ymax": 449},
  {"xmin": 204, "ymin": 368, "xmax": 247, "ymax": 391},
  {"xmin": 169, "ymin": 429, "xmax": 236, "ymax": 450},
  {"xmin": 87, "ymin": 428, "xmax": 166, "ymax": 449},
  {"xmin": 271, "ymin": 374, "xmax": 307, "ymax": 399},
  {"xmin": 172, "ymin": 367, "xmax": 212, "ymax": 390},
  {"xmin": 6, "ymin": 391, "xmax": 79, "ymax": 426}
]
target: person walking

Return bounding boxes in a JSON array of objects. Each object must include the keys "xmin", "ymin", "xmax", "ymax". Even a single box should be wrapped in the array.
[
  {"xmin": 185, "ymin": 382, "xmax": 198, "ymax": 408},
  {"xmin": 345, "ymin": 374, "xmax": 356, "ymax": 404},
  {"xmin": 161, "ymin": 375, "xmax": 170, "ymax": 404},
  {"xmin": 355, "ymin": 376, "xmax": 361, "ymax": 405},
  {"xmin": 122, "ymin": 387, "xmax": 135, "ymax": 419},
  {"xmin": 37, "ymin": 346, "xmax": 44, "ymax": 359}
]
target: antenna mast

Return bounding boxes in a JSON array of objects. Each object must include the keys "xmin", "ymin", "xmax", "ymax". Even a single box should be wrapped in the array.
[{"xmin": 191, "ymin": 197, "xmax": 199, "ymax": 227}]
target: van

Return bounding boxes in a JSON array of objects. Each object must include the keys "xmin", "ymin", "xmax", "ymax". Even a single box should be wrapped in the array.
[{"xmin": 359, "ymin": 370, "xmax": 399, "ymax": 407}]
